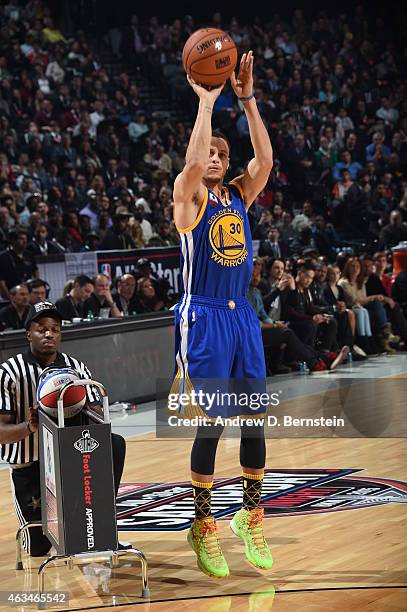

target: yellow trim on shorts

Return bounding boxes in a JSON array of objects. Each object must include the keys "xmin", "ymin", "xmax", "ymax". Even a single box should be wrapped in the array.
[{"xmin": 176, "ymin": 188, "xmax": 208, "ymax": 234}]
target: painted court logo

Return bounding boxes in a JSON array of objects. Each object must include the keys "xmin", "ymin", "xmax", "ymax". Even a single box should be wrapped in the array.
[{"xmin": 116, "ymin": 469, "xmax": 407, "ymax": 531}]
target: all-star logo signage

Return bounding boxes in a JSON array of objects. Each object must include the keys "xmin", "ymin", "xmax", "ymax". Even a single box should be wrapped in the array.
[{"xmin": 116, "ymin": 469, "xmax": 407, "ymax": 531}]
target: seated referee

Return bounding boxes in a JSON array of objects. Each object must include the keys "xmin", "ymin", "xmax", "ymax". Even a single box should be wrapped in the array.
[{"xmin": 0, "ymin": 301, "xmax": 126, "ymax": 556}]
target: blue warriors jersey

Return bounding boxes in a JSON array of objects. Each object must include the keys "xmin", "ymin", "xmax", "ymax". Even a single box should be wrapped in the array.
[
  {"xmin": 171, "ymin": 180, "xmax": 267, "ymax": 420},
  {"xmin": 177, "ymin": 182, "xmax": 253, "ymax": 299}
]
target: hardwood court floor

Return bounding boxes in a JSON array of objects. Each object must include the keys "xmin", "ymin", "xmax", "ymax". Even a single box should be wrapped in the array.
[{"xmin": 0, "ymin": 434, "xmax": 406, "ymax": 611}]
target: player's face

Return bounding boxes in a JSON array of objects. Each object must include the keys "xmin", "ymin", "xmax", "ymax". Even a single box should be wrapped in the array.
[
  {"xmin": 27, "ymin": 317, "xmax": 61, "ymax": 356},
  {"xmin": 205, "ymin": 138, "xmax": 229, "ymax": 183}
]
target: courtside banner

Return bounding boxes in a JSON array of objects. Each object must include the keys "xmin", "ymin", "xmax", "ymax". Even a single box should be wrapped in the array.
[{"xmin": 97, "ymin": 246, "xmax": 180, "ymax": 292}]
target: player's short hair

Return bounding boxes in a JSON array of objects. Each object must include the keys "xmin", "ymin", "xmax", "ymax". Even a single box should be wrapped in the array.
[{"xmin": 211, "ymin": 130, "xmax": 231, "ymax": 152}]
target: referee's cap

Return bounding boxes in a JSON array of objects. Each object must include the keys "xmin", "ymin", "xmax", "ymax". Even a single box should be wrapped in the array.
[{"xmin": 25, "ymin": 301, "xmax": 62, "ymax": 329}]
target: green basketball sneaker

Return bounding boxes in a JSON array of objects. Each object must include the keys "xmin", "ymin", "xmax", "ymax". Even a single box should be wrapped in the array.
[
  {"xmin": 230, "ymin": 507, "xmax": 273, "ymax": 570},
  {"xmin": 187, "ymin": 516, "xmax": 230, "ymax": 578}
]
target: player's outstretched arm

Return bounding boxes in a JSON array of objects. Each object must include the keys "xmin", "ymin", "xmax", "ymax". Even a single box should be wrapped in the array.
[
  {"xmin": 230, "ymin": 51, "xmax": 273, "ymax": 208},
  {"xmin": 173, "ymin": 78, "xmax": 223, "ymax": 230}
]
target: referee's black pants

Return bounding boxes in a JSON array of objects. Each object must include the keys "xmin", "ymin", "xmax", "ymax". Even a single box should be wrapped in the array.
[{"xmin": 11, "ymin": 433, "xmax": 126, "ymax": 557}]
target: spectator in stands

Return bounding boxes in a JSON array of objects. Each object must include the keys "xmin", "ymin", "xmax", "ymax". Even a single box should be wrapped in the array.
[
  {"xmin": 283, "ymin": 133, "xmax": 315, "ymax": 202},
  {"xmin": 249, "ymin": 268, "xmax": 346, "ymax": 373},
  {"xmin": 365, "ymin": 132, "xmax": 391, "ymax": 163},
  {"xmin": 372, "ymin": 252, "xmax": 392, "ymax": 296},
  {"xmin": 0, "ymin": 228, "xmax": 37, "ymax": 299},
  {"xmin": 26, "ymin": 223, "xmax": 62, "ymax": 256},
  {"xmin": 362, "ymin": 257, "xmax": 407, "ymax": 347},
  {"xmin": 0, "ymin": 284, "xmax": 30, "ymax": 330},
  {"xmin": 252, "ymin": 209, "xmax": 273, "ymax": 240},
  {"xmin": 27, "ymin": 279, "xmax": 48, "ymax": 305},
  {"xmin": 315, "ymin": 135, "xmax": 338, "ymax": 174},
  {"xmin": 132, "ymin": 277, "xmax": 165, "ymax": 314},
  {"xmin": 310, "ymin": 216, "xmax": 339, "ymax": 260},
  {"xmin": 262, "ymin": 259, "xmax": 295, "ymax": 322},
  {"xmin": 332, "ymin": 150, "xmax": 363, "ymax": 182},
  {"xmin": 83, "ymin": 273, "xmax": 121, "ymax": 319},
  {"xmin": 248, "ymin": 263, "xmax": 290, "ymax": 374},
  {"xmin": 292, "ymin": 201, "xmax": 314, "ymax": 233},
  {"xmin": 134, "ymin": 258, "xmax": 160, "ymax": 293},
  {"xmin": 338, "ymin": 257, "xmax": 398, "ymax": 353},
  {"xmin": 113, "ymin": 274, "xmax": 137, "ymax": 315},
  {"xmin": 379, "ymin": 210, "xmax": 407, "ymax": 249},
  {"xmin": 133, "ymin": 206, "xmax": 153, "ymax": 244},
  {"xmin": 312, "ymin": 263, "xmax": 356, "ymax": 352},
  {"xmin": 64, "ymin": 211, "xmax": 84, "ymax": 250},
  {"xmin": 148, "ymin": 220, "xmax": 179, "ymax": 247},
  {"xmin": 284, "ymin": 262, "xmax": 338, "ymax": 352},
  {"xmin": 392, "ymin": 269, "xmax": 407, "ymax": 318},
  {"xmin": 128, "ymin": 219, "xmax": 145, "ymax": 248},
  {"xmin": 319, "ymin": 79, "xmax": 337, "ymax": 105},
  {"xmin": 259, "ymin": 226, "xmax": 289, "ymax": 258},
  {"xmin": 98, "ymin": 211, "xmax": 135, "ymax": 250},
  {"xmin": 323, "ymin": 265, "xmax": 368, "ymax": 356},
  {"xmin": 79, "ymin": 192, "xmax": 102, "ymax": 230},
  {"xmin": 128, "ymin": 112, "xmax": 149, "ymax": 144},
  {"xmin": 55, "ymin": 275, "xmax": 94, "ymax": 320},
  {"xmin": 278, "ymin": 211, "xmax": 299, "ymax": 248},
  {"xmin": 376, "ymin": 97, "xmax": 399, "ymax": 127},
  {"xmin": 331, "ymin": 168, "xmax": 354, "ymax": 203}
]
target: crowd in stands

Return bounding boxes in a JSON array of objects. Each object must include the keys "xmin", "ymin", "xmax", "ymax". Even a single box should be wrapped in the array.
[
  {"xmin": 0, "ymin": 254, "xmax": 173, "ymax": 330},
  {"xmin": 248, "ymin": 251, "xmax": 407, "ymax": 374},
  {"xmin": 0, "ymin": 2, "xmax": 406, "ymax": 368}
]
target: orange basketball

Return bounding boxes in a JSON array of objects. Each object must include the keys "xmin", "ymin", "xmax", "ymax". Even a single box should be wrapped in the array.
[{"xmin": 182, "ymin": 28, "xmax": 237, "ymax": 87}]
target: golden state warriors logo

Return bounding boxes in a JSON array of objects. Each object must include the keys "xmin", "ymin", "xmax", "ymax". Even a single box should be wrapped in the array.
[{"xmin": 208, "ymin": 210, "xmax": 248, "ymax": 267}]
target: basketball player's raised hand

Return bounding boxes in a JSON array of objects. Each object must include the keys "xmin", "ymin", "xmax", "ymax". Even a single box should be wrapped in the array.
[
  {"xmin": 231, "ymin": 50, "xmax": 254, "ymax": 99},
  {"xmin": 186, "ymin": 75, "xmax": 224, "ymax": 104}
]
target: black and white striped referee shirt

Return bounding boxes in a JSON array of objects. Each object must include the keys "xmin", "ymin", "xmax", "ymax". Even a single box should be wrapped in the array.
[{"xmin": 0, "ymin": 350, "xmax": 97, "ymax": 465}]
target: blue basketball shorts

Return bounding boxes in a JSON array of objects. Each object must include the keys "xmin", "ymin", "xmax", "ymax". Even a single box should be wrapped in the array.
[{"xmin": 172, "ymin": 295, "xmax": 267, "ymax": 418}]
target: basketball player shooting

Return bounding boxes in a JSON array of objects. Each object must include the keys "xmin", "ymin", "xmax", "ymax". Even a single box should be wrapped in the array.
[{"xmin": 172, "ymin": 51, "xmax": 274, "ymax": 578}]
